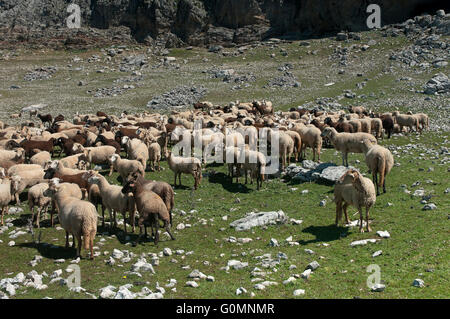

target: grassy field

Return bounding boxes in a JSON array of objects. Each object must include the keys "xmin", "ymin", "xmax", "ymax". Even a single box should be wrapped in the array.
[{"xmin": 0, "ymin": 30, "xmax": 449, "ymax": 299}]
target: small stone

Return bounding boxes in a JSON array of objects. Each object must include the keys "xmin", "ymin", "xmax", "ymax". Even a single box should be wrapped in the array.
[
  {"xmin": 306, "ymin": 261, "xmax": 320, "ymax": 271},
  {"xmin": 163, "ymin": 248, "xmax": 172, "ymax": 256},
  {"xmin": 376, "ymin": 231, "xmax": 390, "ymax": 238},
  {"xmin": 293, "ymin": 289, "xmax": 305, "ymax": 296},
  {"xmin": 269, "ymin": 238, "xmax": 279, "ymax": 247},
  {"xmin": 371, "ymin": 284, "xmax": 385, "ymax": 292},
  {"xmin": 301, "ymin": 269, "xmax": 312, "ymax": 279},
  {"xmin": 372, "ymin": 250, "xmax": 382, "ymax": 258},
  {"xmin": 412, "ymin": 279, "xmax": 425, "ymax": 288},
  {"xmin": 186, "ymin": 281, "xmax": 199, "ymax": 288}
]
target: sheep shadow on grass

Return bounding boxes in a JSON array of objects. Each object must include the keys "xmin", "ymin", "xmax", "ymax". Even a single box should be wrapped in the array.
[
  {"xmin": 18, "ymin": 242, "xmax": 80, "ymax": 260},
  {"xmin": 207, "ymin": 172, "xmax": 251, "ymax": 193},
  {"xmin": 298, "ymin": 224, "xmax": 349, "ymax": 245}
]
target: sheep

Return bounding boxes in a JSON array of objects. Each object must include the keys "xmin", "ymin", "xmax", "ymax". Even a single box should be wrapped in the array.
[
  {"xmin": 241, "ymin": 147, "xmax": 266, "ymax": 190},
  {"xmin": 108, "ymin": 154, "xmax": 145, "ymax": 182},
  {"xmin": 392, "ymin": 111, "xmax": 419, "ymax": 133},
  {"xmin": 72, "ymin": 143, "xmax": 116, "ymax": 166},
  {"xmin": 123, "ymin": 137, "xmax": 149, "ymax": 171},
  {"xmin": 0, "ymin": 177, "xmax": 19, "ymax": 226},
  {"xmin": 27, "ymin": 183, "xmax": 51, "ymax": 228},
  {"xmin": 126, "ymin": 172, "xmax": 175, "ymax": 226},
  {"xmin": 147, "ymin": 142, "xmax": 161, "ymax": 171},
  {"xmin": 409, "ymin": 112, "xmax": 429, "ymax": 131},
  {"xmin": 7, "ymin": 164, "xmax": 42, "ymax": 176},
  {"xmin": 369, "ymin": 117, "xmax": 383, "ymax": 139},
  {"xmin": 37, "ymin": 114, "xmax": 52, "ymax": 126},
  {"xmin": 94, "ymin": 135, "xmax": 121, "ymax": 154},
  {"xmin": 20, "ymin": 138, "xmax": 55, "ymax": 158},
  {"xmin": 333, "ymin": 169, "xmax": 376, "ymax": 233},
  {"xmin": 284, "ymin": 130, "xmax": 302, "ymax": 162},
  {"xmin": 289, "ymin": 123, "xmax": 322, "ymax": 162},
  {"xmin": 321, "ymin": 127, "xmax": 377, "ymax": 167},
  {"xmin": 167, "ymin": 150, "xmax": 202, "ymax": 190},
  {"xmin": 0, "ymin": 148, "xmax": 25, "ymax": 164},
  {"xmin": 59, "ymin": 151, "xmax": 90, "ymax": 169},
  {"xmin": 86, "ymin": 171, "xmax": 135, "ymax": 234},
  {"xmin": 270, "ymin": 130, "xmax": 294, "ymax": 170},
  {"xmin": 44, "ymin": 179, "xmax": 97, "ymax": 259},
  {"xmin": 87, "ymin": 183, "xmax": 105, "ymax": 228},
  {"xmin": 29, "ymin": 151, "xmax": 51, "ymax": 167},
  {"xmin": 121, "ymin": 179, "xmax": 175, "ymax": 245},
  {"xmin": 10, "ymin": 169, "xmax": 45, "ymax": 204},
  {"xmin": 360, "ymin": 139, "xmax": 394, "ymax": 195},
  {"xmin": 49, "ymin": 179, "xmax": 83, "ymax": 227},
  {"xmin": 224, "ymin": 146, "xmax": 242, "ymax": 183}
]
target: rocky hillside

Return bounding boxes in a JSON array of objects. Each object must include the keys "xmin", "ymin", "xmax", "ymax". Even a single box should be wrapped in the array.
[{"xmin": 0, "ymin": 0, "xmax": 449, "ymax": 48}]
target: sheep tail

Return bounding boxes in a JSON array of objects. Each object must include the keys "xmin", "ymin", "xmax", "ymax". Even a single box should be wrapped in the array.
[
  {"xmin": 80, "ymin": 219, "xmax": 90, "ymax": 251},
  {"xmin": 376, "ymin": 154, "xmax": 385, "ymax": 188}
]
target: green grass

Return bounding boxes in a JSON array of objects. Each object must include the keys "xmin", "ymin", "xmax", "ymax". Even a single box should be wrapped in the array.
[
  {"xmin": 0, "ymin": 31, "xmax": 449, "ymax": 299},
  {"xmin": 1, "ymin": 130, "xmax": 449, "ymax": 299}
]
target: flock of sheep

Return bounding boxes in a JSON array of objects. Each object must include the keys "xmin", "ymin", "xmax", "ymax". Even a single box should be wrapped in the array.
[{"xmin": 0, "ymin": 101, "xmax": 429, "ymax": 259}]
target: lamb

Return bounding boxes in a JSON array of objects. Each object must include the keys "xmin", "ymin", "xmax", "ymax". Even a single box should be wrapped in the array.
[
  {"xmin": 44, "ymin": 179, "xmax": 97, "ymax": 259},
  {"xmin": 360, "ymin": 139, "xmax": 394, "ymax": 195},
  {"xmin": 108, "ymin": 154, "xmax": 145, "ymax": 182},
  {"xmin": 126, "ymin": 172, "xmax": 175, "ymax": 226},
  {"xmin": 333, "ymin": 169, "xmax": 376, "ymax": 233},
  {"xmin": 369, "ymin": 117, "xmax": 383, "ymax": 138},
  {"xmin": 289, "ymin": 123, "xmax": 322, "ymax": 162},
  {"xmin": 321, "ymin": 127, "xmax": 377, "ymax": 167},
  {"xmin": 122, "ymin": 136, "xmax": 149, "ymax": 171},
  {"xmin": 86, "ymin": 171, "xmax": 135, "ymax": 234},
  {"xmin": 0, "ymin": 176, "xmax": 19, "ymax": 226},
  {"xmin": 121, "ymin": 179, "xmax": 175, "ymax": 245},
  {"xmin": 29, "ymin": 151, "xmax": 51, "ymax": 167},
  {"xmin": 0, "ymin": 148, "xmax": 25, "ymax": 164},
  {"xmin": 27, "ymin": 183, "xmax": 51, "ymax": 228},
  {"xmin": 167, "ymin": 150, "xmax": 202, "ymax": 190}
]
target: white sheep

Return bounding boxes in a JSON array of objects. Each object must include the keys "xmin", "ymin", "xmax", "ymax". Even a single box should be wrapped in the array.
[
  {"xmin": 0, "ymin": 177, "xmax": 19, "ymax": 226},
  {"xmin": 167, "ymin": 150, "xmax": 202, "ymax": 190},
  {"xmin": 108, "ymin": 154, "xmax": 145, "ymax": 182},
  {"xmin": 123, "ymin": 136, "xmax": 149, "ymax": 171},
  {"xmin": 86, "ymin": 171, "xmax": 135, "ymax": 234},
  {"xmin": 30, "ymin": 151, "xmax": 52, "ymax": 167},
  {"xmin": 147, "ymin": 142, "xmax": 161, "ymax": 171},
  {"xmin": 321, "ymin": 127, "xmax": 377, "ymax": 166},
  {"xmin": 44, "ymin": 179, "xmax": 98, "ymax": 259},
  {"xmin": 334, "ymin": 169, "xmax": 376, "ymax": 233},
  {"xmin": 28, "ymin": 183, "xmax": 51, "ymax": 228},
  {"xmin": 10, "ymin": 168, "xmax": 45, "ymax": 204},
  {"xmin": 289, "ymin": 123, "xmax": 322, "ymax": 162},
  {"xmin": 72, "ymin": 143, "xmax": 116, "ymax": 165},
  {"xmin": 360, "ymin": 139, "xmax": 394, "ymax": 195}
]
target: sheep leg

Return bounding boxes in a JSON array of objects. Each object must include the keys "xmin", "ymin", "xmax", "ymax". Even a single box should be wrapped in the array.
[
  {"xmin": 31, "ymin": 205, "xmax": 36, "ymax": 227},
  {"xmin": 365, "ymin": 207, "xmax": 371, "ymax": 232},
  {"xmin": 1, "ymin": 207, "xmax": 4, "ymax": 226},
  {"xmin": 113, "ymin": 210, "xmax": 117, "ymax": 229},
  {"xmin": 383, "ymin": 178, "xmax": 387, "ymax": 194},
  {"xmin": 76, "ymin": 234, "xmax": 82, "ymax": 258},
  {"xmin": 335, "ymin": 201, "xmax": 342, "ymax": 226},
  {"xmin": 174, "ymin": 173, "xmax": 177, "ymax": 187},
  {"xmin": 342, "ymin": 153, "xmax": 345, "ymax": 166},
  {"xmin": 164, "ymin": 220, "xmax": 175, "ymax": 240},
  {"xmin": 154, "ymin": 220, "xmax": 160, "ymax": 246},
  {"xmin": 358, "ymin": 207, "xmax": 364, "ymax": 233},
  {"xmin": 101, "ymin": 204, "xmax": 105, "ymax": 228},
  {"xmin": 108, "ymin": 164, "xmax": 114, "ymax": 176},
  {"xmin": 36, "ymin": 207, "xmax": 41, "ymax": 228},
  {"xmin": 65, "ymin": 231, "xmax": 70, "ymax": 249},
  {"xmin": 373, "ymin": 172, "xmax": 379, "ymax": 196},
  {"xmin": 136, "ymin": 217, "xmax": 145, "ymax": 245},
  {"xmin": 123, "ymin": 211, "xmax": 127, "ymax": 235},
  {"xmin": 343, "ymin": 203, "xmax": 350, "ymax": 225}
]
